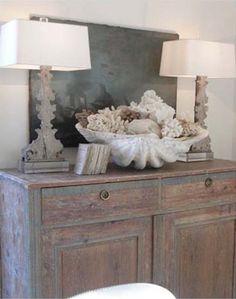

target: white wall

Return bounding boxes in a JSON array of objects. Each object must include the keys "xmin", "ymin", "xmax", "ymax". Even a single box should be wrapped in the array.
[{"xmin": 0, "ymin": 0, "xmax": 235, "ymax": 168}]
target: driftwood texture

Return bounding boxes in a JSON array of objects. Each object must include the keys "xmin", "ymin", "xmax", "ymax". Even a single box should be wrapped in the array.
[{"xmin": 74, "ymin": 144, "xmax": 111, "ymax": 175}]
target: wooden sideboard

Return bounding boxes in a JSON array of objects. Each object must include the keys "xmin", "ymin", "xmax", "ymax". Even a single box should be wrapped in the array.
[{"xmin": 1, "ymin": 159, "xmax": 236, "ymax": 298}]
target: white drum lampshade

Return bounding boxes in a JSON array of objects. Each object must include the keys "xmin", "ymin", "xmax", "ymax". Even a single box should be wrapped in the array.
[
  {"xmin": 0, "ymin": 19, "xmax": 91, "ymax": 71},
  {"xmin": 160, "ymin": 39, "xmax": 236, "ymax": 78}
]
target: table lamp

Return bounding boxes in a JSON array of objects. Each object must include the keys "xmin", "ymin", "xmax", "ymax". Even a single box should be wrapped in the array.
[
  {"xmin": 0, "ymin": 18, "xmax": 91, "ymax": 173},
  {"xmin": 160, "ymin": 39, "xmax": 236, "ymax": 161}
]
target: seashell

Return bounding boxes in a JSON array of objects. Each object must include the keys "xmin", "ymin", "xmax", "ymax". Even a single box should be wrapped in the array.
[
  {"xmin": 126, "ymin": 119, "xmax": 161, "ymax": 137},
  {"xmin": 76, "ymin": 124, "xmax": 209, "ymax": 169},
  {"xmin": 161, "ymin": 118, "xmax": 183, "ymax": 138}
]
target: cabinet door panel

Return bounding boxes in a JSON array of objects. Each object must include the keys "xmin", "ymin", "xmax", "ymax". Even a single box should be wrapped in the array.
[
  {"xmin": 41, "ymin": 217, "xmax": 152, "ymax": 298},
  {"xmin": 154, "ymin": 204, "xmax": 236, "ymax": 298},
  {"xmin": 176, "ymin": 220, "xmax": 234, "ymax": 297},
  {"xmin": 61, "ymin": 237, "xmax": 138, "ymax": 296}
]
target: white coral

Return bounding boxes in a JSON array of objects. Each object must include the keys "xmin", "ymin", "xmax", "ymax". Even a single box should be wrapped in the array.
[
  {"xmin": 150, "ymin": 102, "xmax": 175, "ymax": 125},
  {"xmin": 161, "ymin": 118, "xmax": 183, "ymax": 138},
  {"xmin": 141, "ymin": 90, "xmax": 163, "ymax": 104},
  {"xmin": 87, "ymin": 107, "xmax": 128, "ymax": 134},
  {"xmin": 87, "ymin": 114, "xmax": 111, "ymax": 132},
  {"xmin": 129, "ymin": 90, "xmax": 175, "ymax": 124}
]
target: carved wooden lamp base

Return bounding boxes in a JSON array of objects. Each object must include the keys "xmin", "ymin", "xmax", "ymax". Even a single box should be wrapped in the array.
[
  {"xmin": 19, "ymin": 66, "xmax": 69, "ymax": 173},
  {"xmin": 179, "ymin": 76, "xmax": 214, "ymax": 162}
]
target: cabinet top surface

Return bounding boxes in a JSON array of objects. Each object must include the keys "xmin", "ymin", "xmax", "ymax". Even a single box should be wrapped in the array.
[{"xmin": 0, "ymin": 159, "xmax": 236, "ymax": 189}]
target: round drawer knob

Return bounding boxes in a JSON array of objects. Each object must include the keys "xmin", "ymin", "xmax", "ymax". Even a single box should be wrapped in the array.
[
  {"xmin": 205, "ymin": 177, "xmax": 213, "ymax": 188},
  {"xmin": 100, "ymin": 190, "xmax": 110, "ymax": 201}
]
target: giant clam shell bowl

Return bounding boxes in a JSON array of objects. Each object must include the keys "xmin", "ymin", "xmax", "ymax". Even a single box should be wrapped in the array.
[
  {"xmin": 76, "ymin": 125, "xmax": 208, "ymax": 169},
  {"xmin": 75, "ymin": 90, "xmax": 209, "ymax": 169}
]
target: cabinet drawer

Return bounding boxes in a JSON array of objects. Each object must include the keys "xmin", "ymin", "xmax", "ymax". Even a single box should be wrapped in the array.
[
  {"xmin": 160, "ymin": 172, "xmax": 236, "ymax": 211},
  {"xmin": 41, "ymin": 180, "xmax": 159, "ymax": 226}
]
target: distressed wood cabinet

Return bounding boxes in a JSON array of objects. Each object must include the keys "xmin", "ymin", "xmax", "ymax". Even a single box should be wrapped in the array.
[{"xmin": 1, "ymin": 160, "xmax": 236, "ymax": 298}]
